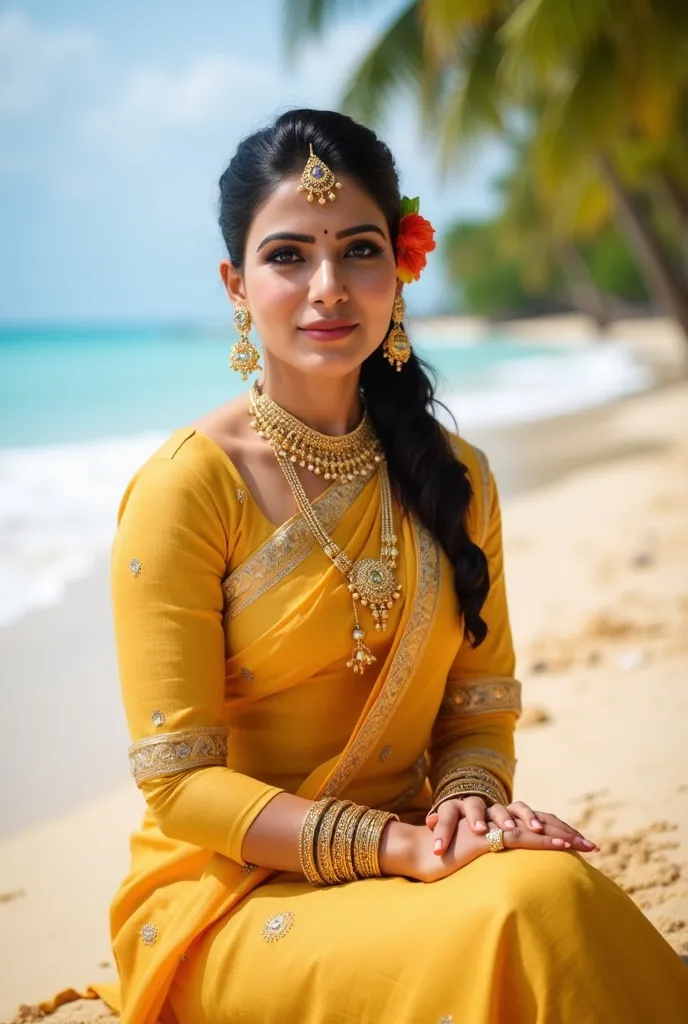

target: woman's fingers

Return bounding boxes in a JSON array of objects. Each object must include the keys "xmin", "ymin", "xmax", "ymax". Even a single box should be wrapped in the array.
[
  {"xmin": 534, "ymin": 811, "xmax": 599, "ymax": 851},
  {"xmin": 457, "ymin": 796, "xmax": 489, "ymax": 834},
  {"xmin": 501, "ymin": 825, "xmax": 572, "ymax": 851},
  {"xmin": 507, "ymin": 801, "xmax": 543, "ymax": 832},
  {"xmin": 485, "ymin": 803, "xmax": 517, "ymax": 831},
  {"xmin": 430, "ymin": 800, "xmax": 461, "ymax": 855}
]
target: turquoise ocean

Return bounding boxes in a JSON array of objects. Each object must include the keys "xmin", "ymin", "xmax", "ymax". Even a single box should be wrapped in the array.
[{"xmin": 0, "ymin": 323, "xmax": 650, "ymax": 627}]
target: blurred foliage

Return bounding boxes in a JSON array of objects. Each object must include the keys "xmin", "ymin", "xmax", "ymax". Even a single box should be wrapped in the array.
[{"xmin": 284, "ymin": 0, "xmax": 688, "ymax": 334}]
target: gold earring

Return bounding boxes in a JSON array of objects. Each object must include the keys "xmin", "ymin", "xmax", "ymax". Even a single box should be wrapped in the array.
[
  {"xmin": 229, "ymin": 306, "xmax": 262, "ymax": 381},
  {"xmin": 383, "ymin": 294, "xmax": 411, "ymax": 372}
]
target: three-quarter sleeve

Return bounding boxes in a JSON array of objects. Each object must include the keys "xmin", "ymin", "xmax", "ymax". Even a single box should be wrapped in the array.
[
  {"xmin": 428, "ymin": 459, "xmax": 521, "ymax": 806},
  {"xmin": 111, "ymin": 446, "xmax": 282, "ymax": 864}
]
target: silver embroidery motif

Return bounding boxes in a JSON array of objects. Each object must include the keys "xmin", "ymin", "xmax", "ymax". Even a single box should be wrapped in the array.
[
  {"xmin": 236, "ymin": 488, "xmax": 247, "ymax": 504},
  {"xmin": 128, "ymin": 726, "xmax": 228, "ymax": 785},
  {"xmin": 179, "ymin": 952, "xmax": 187, "ymax": 962},
  {"xmin": 140, "ymin": 923, "xmax": 158, "ymax": 946},
  {"xmin": 240, "ymin": 667, "xmax": 254, "ymax": 681},
  {"xmin": 439, "ymin": 677, "xmax": 522, "ymax": 717},
  {"xmin": 261, "ymin": 911, "xmax": 295, "ymax": 943},
  {"xmin": 129, "ymin": 558, "xmax": 142, "ymax": 577},
  {"xmin": 242, "ymin": 862, "xmax": 257, "ymax": 875},
  {"xmin": 379, "ymin": 744, "xmax": 393, "ymax": 763},
  {"xmin": 439, "ymin": 1016, "xmax": 454, "ymax": 1024},
  {"xmin": 151, "ymin": 709, "xmax": 165, "ymax": 728}
]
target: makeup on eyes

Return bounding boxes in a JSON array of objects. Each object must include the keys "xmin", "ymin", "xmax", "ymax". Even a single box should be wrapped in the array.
[{"xmin": 264, "ymin": 240, "xmax": 384, "ymax": 264}]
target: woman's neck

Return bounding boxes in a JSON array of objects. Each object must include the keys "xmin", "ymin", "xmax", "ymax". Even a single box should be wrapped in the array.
[{"xmin": 258, "ymin": 366, "xmax": 363, "ymax": 437}]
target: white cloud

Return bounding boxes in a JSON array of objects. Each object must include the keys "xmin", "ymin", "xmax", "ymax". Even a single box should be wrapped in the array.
[
  {"xmin": 0, "ymin": 9, "xmax": 100, "ymax": 119},
  {"xmin": 80, "ymin": 54, "xmax": 279, "ymax": 163}
]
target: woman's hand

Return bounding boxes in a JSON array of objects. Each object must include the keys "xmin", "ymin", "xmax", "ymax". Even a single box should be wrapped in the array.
[
  {"xmin": 384, "ymin": 815, "xmax": 588, "ymax": 884},
  {"xmin": 425, "ymin": 797, "xmax": 599, "ymax": 857}
]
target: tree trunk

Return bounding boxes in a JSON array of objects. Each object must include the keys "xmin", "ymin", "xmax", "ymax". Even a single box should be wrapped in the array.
[
  {"xmin": 597, "ymin": 154, "xmax": 688, "ymax": 345},
  {"xmin": 556, "ymin": 242, "xmax": 613, "ymax": 334},
  {"xmin": 652, "ymin": 171, "xmax": 688, "ymax": 269}
]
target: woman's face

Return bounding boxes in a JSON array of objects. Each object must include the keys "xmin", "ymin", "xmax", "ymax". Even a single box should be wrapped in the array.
[{"xmin": 221, "ymin": 173, "xmax": 399, "ymax": 378}]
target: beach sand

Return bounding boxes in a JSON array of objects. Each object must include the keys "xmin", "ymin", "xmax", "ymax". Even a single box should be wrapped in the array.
[{"xmin": 1, "ymin": 377, "xmax": 687, "ymax": 1020}]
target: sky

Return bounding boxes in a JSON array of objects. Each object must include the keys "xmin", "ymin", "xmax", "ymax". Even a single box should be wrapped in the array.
[{"xmin": 0, "ymin": 1, "xmax": 509, "ymax": 322}]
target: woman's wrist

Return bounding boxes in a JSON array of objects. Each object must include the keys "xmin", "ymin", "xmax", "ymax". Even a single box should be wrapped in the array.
[{"xmin": 378, "ymin": 820, "xmax": 418, "ymax": 878}]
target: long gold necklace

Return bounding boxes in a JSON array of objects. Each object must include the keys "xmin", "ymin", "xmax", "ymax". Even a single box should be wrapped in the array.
[{"xmin": 249, "ymin": 385, "xmax": 402, "ymax": 674}]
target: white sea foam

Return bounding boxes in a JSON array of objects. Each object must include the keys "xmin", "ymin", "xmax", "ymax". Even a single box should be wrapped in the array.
[
  {"xmin": 0, "ymin": 344, "xmax": 653, "ymax": 629},
  {"xmin": 0, "ymin": 432, "xmax": 167, "ymax": 628}
]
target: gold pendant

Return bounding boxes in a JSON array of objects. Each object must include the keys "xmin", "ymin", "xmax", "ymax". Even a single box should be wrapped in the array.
[{"xmin": 347, "ymin": 558, "xmax": 402, "ymax": 632}]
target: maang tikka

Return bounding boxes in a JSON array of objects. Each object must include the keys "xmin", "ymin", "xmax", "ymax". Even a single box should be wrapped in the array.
[
  {"xmin": 383, "ymin": 294, "xmax": 412, "ymax": 371},
  {"xmin": 229, "ymin": 306, "xmax": 262, "ymax": 381},
  {"xmin": 297, "ymin": 144, "xmax": 343, "ymax": 205}
]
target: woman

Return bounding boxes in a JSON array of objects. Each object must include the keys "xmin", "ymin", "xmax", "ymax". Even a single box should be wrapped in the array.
[{"xmin": 38, "ymin": 108, "xmax": 687, "ymax": 1024}]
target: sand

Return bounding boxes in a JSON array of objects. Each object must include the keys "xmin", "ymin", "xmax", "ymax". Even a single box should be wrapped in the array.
[{"xmin": 1, "ymin": 375, "xmax": 687, "ymax": 1021}]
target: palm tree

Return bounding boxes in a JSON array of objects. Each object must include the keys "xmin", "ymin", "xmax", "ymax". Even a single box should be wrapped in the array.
[{"xmin": 283, "ymin": 0, "xmax": 688, "ymax": 341}]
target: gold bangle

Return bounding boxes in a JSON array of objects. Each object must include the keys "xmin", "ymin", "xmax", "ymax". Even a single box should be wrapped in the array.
[
  {"xmin": 434, "ymin": 765, "xmax": 508, "ymax": 801},
  {"xmin": 316, "ymin": 800, "xmax": 352, "ymax": 886},
  {"xmin": 332, "ymin": 803, "xmax": 368, "ymax": 883},
  {"xmin": 353, "ymin": 809, "xmax": 398, "ymax": 878},
  {"xmin": 298, "ymin": 798, "xmax": 336, "ymax": 886},
  {"xmin": 429, "ymin": 780, "xmax": 506, "ymax": 817}
]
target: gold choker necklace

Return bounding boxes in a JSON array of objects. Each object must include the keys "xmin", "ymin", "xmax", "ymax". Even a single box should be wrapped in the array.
[
  {"xmin": 248, "ymin": 383, "xmax": 401, "ymax": 674},
  {"xmin": 249, "ymin": 381, "xmax": 381, "ymax": 481}
]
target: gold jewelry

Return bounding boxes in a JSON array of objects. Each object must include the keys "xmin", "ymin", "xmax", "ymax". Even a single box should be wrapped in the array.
[
  {"xmin": 229, "ymin": 307, "xmax": 262, "ymax": 380},
  {"xmin": 485, "ymin": 827, "xmax": 506, "ymax": 853},
  {"xmin": 316, "ymin": 800, "xmax": 353, "ymax": 886},
  {"xmin": 250, "ymin": 381, "xmax": 381, "ymax": 481},
  {"xmin": 297, "ymin": 143, "xmax": 343, "ymax": 205},
  {"xmin": 433, "ymin": 766, "xmax": 508, "ymax": 810},
  {"xmin": 250, "ymin": 385, "xmax": 402, "ymax": 674},
  {"xmin": 332, "ymin": 803, "xmax": 368, "ymax": 883},
  {"xmin": 383, "ymin": 294, "xmax": 412, "ymax": 372},
  {"xmin": 298, "ymin": 797, "xmax": 336, "ymax": 886},
  {"xmin": 352, "ymin": 808, "xmax": 399, "ymax": 878}
]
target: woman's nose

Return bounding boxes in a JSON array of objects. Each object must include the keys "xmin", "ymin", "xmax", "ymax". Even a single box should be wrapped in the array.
[{"xmin": 308, "ymin": 259, "xmax": 348, "ymax": 306}]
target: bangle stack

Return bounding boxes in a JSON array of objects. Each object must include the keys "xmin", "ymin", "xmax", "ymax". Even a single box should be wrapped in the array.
[
  {"xmin": 430, "ymin": 766, "xmax": 508, "ymax": 815},
  {"xmin": 298, "ymin": 798, "xmax": 399, "ymax": 885}
]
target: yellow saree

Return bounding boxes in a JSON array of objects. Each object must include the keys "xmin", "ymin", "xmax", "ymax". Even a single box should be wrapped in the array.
[{"xmin": 44, "ymin": 426, "xmax": 688, "ymax": 1024}]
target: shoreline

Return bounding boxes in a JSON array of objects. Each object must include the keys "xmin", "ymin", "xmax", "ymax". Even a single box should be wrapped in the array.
[{"xmin": 1, "ymin": 378, "xmax": 687, "ymax": 1016}]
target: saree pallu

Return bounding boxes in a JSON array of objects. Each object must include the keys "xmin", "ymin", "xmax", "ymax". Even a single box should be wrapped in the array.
[{"xmin": 43, "ymin": 427, "xmax": 688, "ymax": 1024}]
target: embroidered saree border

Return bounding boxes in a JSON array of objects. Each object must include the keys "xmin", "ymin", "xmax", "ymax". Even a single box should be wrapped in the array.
[
  {"xmin": 128, "ymin": 726, "xmax": 228, "ymax": 785},
  {"xmin": 439, "ymin": 676, "xmax": 522, "ymax": 717},
  {"xmin": 222, "ymin": 473, "xmax": 369, "ymax": 622},
  {"xmin": 322, "ymin": 521, "xmax": 442, "ymax": 798}
]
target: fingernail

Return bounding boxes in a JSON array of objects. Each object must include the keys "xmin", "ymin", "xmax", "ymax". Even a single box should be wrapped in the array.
[
  {"xmin": 531, "ymin": 818, "xmax": 542, "ymax": 828},
  {"xmin": 564, "ymin": 841, "xmax": 572, "ymax": 849},
  {"xmin": 582, "ymin": 839, "xmax": 595, "ymax": 849},
  {"xmin": 434, "ymin": 838, "xmax": 443, "ymax": 853},
  {"xmin": 475, "ymin": 821, "xmax": 487, "ymax": 831},
  {"xmin": 552, "ymin": 838, "xmax": 565, "ymax": 847},
  {"xmin": 504, "ymin": 819, "xmax": 516, "ymax": 829}
]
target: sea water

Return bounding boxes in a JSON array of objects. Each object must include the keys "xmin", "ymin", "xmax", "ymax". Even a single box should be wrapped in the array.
[{"xmin": 0, "ymin": 323, "xmax": 650, "ymax": 626}]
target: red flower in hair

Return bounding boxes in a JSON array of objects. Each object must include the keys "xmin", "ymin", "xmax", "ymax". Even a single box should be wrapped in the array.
[{"xmin": 396, "ymin": 197, "xmax": 436, "ymax": 284}]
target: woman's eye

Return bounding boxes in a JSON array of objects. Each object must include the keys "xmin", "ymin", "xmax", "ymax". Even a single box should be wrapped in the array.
[
  {"xmin": 347, "ymin": 241, "xmax": 383, "ymax": 257},
  {"xmin": 266, "ymin": 248, "xmax": 302, "ymax": 264}
]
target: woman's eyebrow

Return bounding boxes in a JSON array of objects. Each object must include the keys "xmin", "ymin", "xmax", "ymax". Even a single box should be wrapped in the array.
[{"xmin": 256, "ymin": 223, "xmax": 386, "ymax": 252}]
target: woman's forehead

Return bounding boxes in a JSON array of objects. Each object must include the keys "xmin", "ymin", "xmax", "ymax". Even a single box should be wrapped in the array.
[{"xmin": 247, "ymin": 174, "xmax": 389, "ymax": 242}]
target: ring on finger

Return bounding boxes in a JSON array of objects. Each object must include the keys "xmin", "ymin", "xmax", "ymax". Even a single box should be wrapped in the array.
[{"xmin": 485, "ymin": 827, "xmax": 506, "ymax": 853}]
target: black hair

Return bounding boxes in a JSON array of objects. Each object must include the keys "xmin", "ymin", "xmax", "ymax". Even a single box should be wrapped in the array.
[{"xmin": 218, "ymin": 108, "xmax": 489, "ymax": 645}]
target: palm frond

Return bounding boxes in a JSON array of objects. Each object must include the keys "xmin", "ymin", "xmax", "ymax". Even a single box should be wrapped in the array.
[
  {"xmin": 420, "ymin": 0, "xmax": 508, "ymax": 62},
  {"xmin": 282, "ymin": 0, "xmax": 393, "ymax": 60},
  {"xmin": 335, "ymin": 4, "xmax": 425, "ymax": 124}
]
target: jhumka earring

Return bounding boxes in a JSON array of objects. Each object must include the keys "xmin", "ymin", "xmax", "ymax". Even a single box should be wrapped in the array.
[
  {"xmin": 297, "ymin": 144, "xmax": 343, "ymax": 205},
  {"xmin": 229, "ymin": 306, "xmax": 262, "ymax": 381},
  {"xmin": 383, "ymin": 294, "xmax": 412, "ymax": 371}
]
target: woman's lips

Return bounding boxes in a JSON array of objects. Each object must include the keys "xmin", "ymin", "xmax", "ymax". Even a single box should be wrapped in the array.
[{"xmin": 299, "ymin": 324, "xmax": 358, "ymax": 342}]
